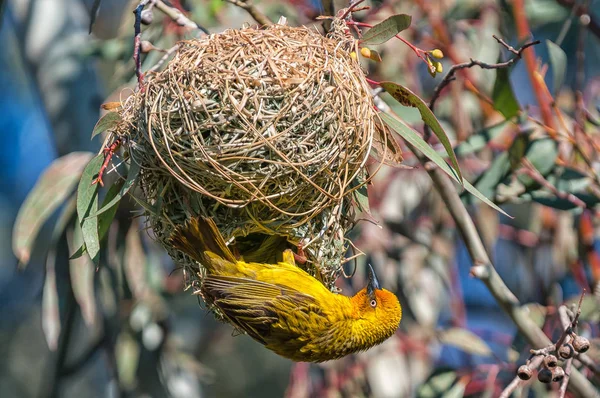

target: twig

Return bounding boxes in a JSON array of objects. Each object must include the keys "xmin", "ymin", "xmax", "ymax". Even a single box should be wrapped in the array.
[
  {"xmin": 154, "ymin": 0, "xmax": 209, "ymax": 34},
  {"xmin": 133, "ymin": 1, "xmax": 150, "ymax": 88},
  {"xmin": 559, "ymin": 358, "xmax": 573, "ymax": 398},
  {"xmin": 555, "ymin": 0, "xmax": 600, "ymax": 40},
  {"xmin": 224, "ymin": 0, "xmax": 272, "ymax": 26},
  {"xmin": 147, "ymin": 44, "xmax": 180, "ymax": 73},
  {"xmin": 499, "ymin": 355, "xmax": 544, "ymax": 398},
  {"xmin": 428, "ymin": 36, "xmax": 540, "ymax": 111}
]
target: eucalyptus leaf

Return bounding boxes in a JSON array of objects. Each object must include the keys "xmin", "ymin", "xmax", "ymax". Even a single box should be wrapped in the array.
[
  {"xmin": 12, "ymin": 152, "xmax": 94, "ymax": 266},
  {"xmin": 380, "ymin": 113, "xmax": 510, "ymax": 217},
  {"xmin": 438, "ymin": 327, "xmax": 493, "ymax": 356},
  {"xmin": 380, "ymin": 82, "xmax": 462, "ymax": 184},
  {"xmin": 91, "ymin": 111, "xmax": 121, "ymax": 139},
  {"xmin": 361, "ymin": 14, "xmax": 412, "ymax": 45},
  {"xmin": 546, "ymin": 40, "xmax": 567, "ymax": 95},
  {"xmin": 492, "ymin": 66, "xmax": 520, "ymax": 119},
  {"xmin": 76, "ymin": 155, "xmax": 103, "ymax": 265},
  {"xmin": 85, "ymin": 160, "xmax": 140, "ymax": 219},
  {"xmin": 454, "ymin": 120, "xmax": 509, "ymax": 156}
]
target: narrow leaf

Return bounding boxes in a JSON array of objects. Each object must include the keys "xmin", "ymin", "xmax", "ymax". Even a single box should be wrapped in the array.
[
  {"xmin": 42, "ymin": 252, "xmax": 60, "ymax": 351},
  {"xmin": 91, "ymin": 111, "xmax": 121, "ymax": 139},
  {"xmin": 454, "ymin": 120, "xmax": 509, "ymax": 156},
  {"xmin": 438, "ymin": 328, "xmax": 493, "ymax": 356},
  {"xmin": 12, "ymin": 152, "xmax": 94, "ymax": 265},
  {"xmin": 546, "ymin": 40, "xmax": 567, "ymax": 95},
  {"xmin": 380, "ymin": 82, "xmax": 463, "ymax": 184},
  {"xmin": 508, "ymin": 134, "xmax": 529, "ymax": 169},
  {"xmin": 68, "ymin": 227, "xmax": 97, "ymax": 328},
  {"xmin": 361, "ymin": 14, "xmax": 412, "ymax": 45},
  {"xmin": 380, "ymin": 113, "xmax": 510, "ymax": 217},
  {"xmin": 492, "ymin": 66, "xmax": 520, "ymax": 119},
  {"xmin": 97, "ymin": 179, "xmax": 125, "ymax": 240},
  {"xmin": 85, "ymin": 160, "xmax": 140, "ymax": 219},
  {"xmin": 77, "ymin": 155, "xmax": 103, "ymax": 265}
]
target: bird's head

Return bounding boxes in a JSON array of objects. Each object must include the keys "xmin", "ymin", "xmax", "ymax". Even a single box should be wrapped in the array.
[{"xmin": 350, "ymin": 264, "xmax": 402, "ymax": 344}]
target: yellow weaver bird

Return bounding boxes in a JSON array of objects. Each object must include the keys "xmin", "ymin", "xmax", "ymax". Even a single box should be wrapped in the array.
[{"xmin": 169, "ymin": 217, "xmax": 402, "ymax": 362}]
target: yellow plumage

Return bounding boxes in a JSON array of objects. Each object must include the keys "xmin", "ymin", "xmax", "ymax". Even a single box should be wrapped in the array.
[{"xmin": 169, "ymin": 217, "xmax": 402, "ymax": 362}]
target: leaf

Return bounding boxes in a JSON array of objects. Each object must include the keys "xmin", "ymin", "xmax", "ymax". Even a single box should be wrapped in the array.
[
  {"xmin": 380, "ymin": 82, "xmax": 462, "ymax": 184},
  {"xmin": 508, "ymin": 134, "xmax": 529, "ymax": 169},
  {"xmin": 438, "ymin": 328, "xmax": 493, "ymax": 356},
  {"xmin": 418, "ymin": 370, "xmax": 458, "ymax": 398},
  {"xmin": 89, "ymin": 0, "xmax": 102, "ymax": 33},
  {"xmin": 469, "ymin": 152, "xmax": 511, "ymax": 201},
  {"xmin": 42, "ymin": 252, "xmax": 60, "ymax": 351},
  {"xmin": 361, "ymin": 14, "xmax": 412, "ymax": 45},
  {"xmin": 72, "ymin": 171, "xmax": 127, "ymax": 259},
  {"xmin": 369, "ymin": 49, "xmax": 383, "ymax": 62},
  {"xmin": 492, "ymin": 66, "xmax": 520, "ymax": 119},
  {"xmin": 518, "ymin": 138, "xmax": 558, "ymax": 188},
  {"xmin": 546, "ymin": 40, "xmax": 567, "ymax": 95},
  {"xmin": 523, "ymin": 303, "xmax": 548, "ymax": 328},
  {"xmin": 380, "ymin": 113, "xmax": 510, "ymax": 217},
  {"xmin": 77, "ymin": 155, "xmax": 103, "ymax": 266},
  {"xmin": 91, "ymin": 111, "xmax": 121, "ymax": 139},
  {"xmin": 125, "ymin": 223, "xmax": 148, "ymax": 299},
  {"xmin": 454, "ymin": 120, "xmax": 509, "ymax": 156},
  {"xmin": 68, "ymin": 226, "xmax": 97, "ymax": 328},
  {"xmin": 354, "ymin": 184, "xmax": 370, "ymax": 214},
  {"xmin": 85, "ymin": 160, "xmax": 140, "ymax": 219},
  {"xmin": 12, "ymin": 152, "xmax": 94, "ymax": 266}
]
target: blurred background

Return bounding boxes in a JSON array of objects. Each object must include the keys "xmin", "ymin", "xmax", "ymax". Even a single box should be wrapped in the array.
[{"xmin": 1, "ymin": 0, "xmax": 599, "ymax": 397}]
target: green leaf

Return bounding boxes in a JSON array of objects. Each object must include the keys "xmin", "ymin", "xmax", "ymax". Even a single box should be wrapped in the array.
[
  {"xmin": 12, "ymin": 152, "xmax": 94, "ymax": 266},
  {"xmin": 518, "ymin": 138, "xmax": 558, "ymax": 188},
  {"xmin": 508, "ymin": 134, "xmax": 529, "ymax": 169},
  {"xmin": 380, "ymin": 113, "xmax": 510, "ymax": 217},
  {"xmin": 418, "ymin": 370, "xmax": 458, "ymax": 398},
  {"xmin": 469, "ymin": 152, "xmax": 511, "ymax": 201},
  {"xmin": 454, "ymin": 120, "xmax": 509, "ymax": 157},
  {"xmin": 546, "ymin": 40, "xmax": 567, "ymax": 95},
  {"xmin": 97, "ymin": 179, "xmax": 125, "ymax": 241},
  {"xmin": 85, "ymin": 160, "xmax": 140, "ymax": 219},
  {"xmin": 70, "ymin": 244, "xmax": 87, "ymax": 260},
  {"xmin": 492, "ymin": 66, "xmax": 520, "ymax": 119},
  {"xmin": 361, "ymin": 14, "xmax": 412, "ymax": 45},
  {"xmin": 353, "ymin": 184, "xmax": 370, "ymax": 214},
  {"xmin": 76, "ymin": 154, "xmax": 103, "ymax": 265},
  {"xmin": 437, "ymin": 328, "xmax": 493, "ymax": 356},
  {"xmin": 380, "ymin": 82, "xmax": 463, "ymax": 184},
  {"xmin": 91, "ymin": 112, "xmax": 121, "ymax": 139}
]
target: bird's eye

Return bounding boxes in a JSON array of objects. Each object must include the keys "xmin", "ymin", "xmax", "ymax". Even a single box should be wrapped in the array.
[{"xmin": 370, "ymin": 299, "xmax": 377, "ymax": 308}]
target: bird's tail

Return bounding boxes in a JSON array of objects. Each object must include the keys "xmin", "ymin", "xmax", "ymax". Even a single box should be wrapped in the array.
[{"xmin": 169, "ymin": 217, "xmax": 238, "ymax": 271}]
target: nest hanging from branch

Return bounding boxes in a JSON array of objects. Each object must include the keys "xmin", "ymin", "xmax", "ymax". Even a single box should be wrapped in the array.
[{"xmin": 117, "ymin": 20, "xmax": 394, "ymax": 288}]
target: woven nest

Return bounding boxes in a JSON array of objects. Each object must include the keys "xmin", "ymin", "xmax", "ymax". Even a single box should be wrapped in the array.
[{"xmin": 118, "ymin": 20, "xmax": 390, "ymax": 288}]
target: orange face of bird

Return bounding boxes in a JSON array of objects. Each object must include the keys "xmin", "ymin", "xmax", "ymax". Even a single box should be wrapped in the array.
[{"xmin": 350, "ymin": 264, "xmax": 402, "ymax": 344}]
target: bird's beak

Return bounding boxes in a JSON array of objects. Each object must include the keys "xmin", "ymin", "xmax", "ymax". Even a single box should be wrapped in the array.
[{"xmin": 367, "ymin": 263, "xmax": 381, "ymax": 299}]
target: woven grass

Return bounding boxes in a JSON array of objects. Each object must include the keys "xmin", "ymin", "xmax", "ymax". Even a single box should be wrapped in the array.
[{"xmin": 118, "ymin": 20, "xmax": 389, "ymax": 289}]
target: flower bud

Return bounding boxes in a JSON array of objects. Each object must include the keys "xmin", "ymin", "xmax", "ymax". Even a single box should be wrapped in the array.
[
  {"xmin": 558, "ymin": 343, "xmax": 575, "ymax": 359},
  {"xmin": 543, "ymin": 354, "xmax": 558, "ymax": 368},
  {"xmin": 552, "ymin": 366, "xmax": 565, "ymax": 382},
  {"xmin": 430, "ymin": 49, "xmax": 444, "ymax": 59},
  {"xmin": 140, "ymin": 41, "xmax": 155, "ymax": 53},
  {"xmin": 360, "ymin": 47, "xmax": 372, "ymax": 58},
  {"xmin": 350, "ymin": 52, "xmax": 357, "ymax": 60},
  {"xmin": 517, "ymin": 365, "xmax": 532, "ymax": 380},
  {"xmin": 572, "ymin": 336, "xmax": 590, "ymax": 353},
  {"xmin": 537, "ymin": 368, "xmax": 553, "ymax": 383},
  {"xmin": 435, "ymin": 61, "xmax": 443, "ymax": 74}
]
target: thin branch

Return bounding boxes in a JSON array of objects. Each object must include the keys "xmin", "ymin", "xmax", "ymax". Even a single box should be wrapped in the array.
[
  {"xmin": 154, "ymin": 0, "xmax": 209, "ymax": 34},
  {"xmin": 147, "ymin": 44, "xmax": 180, "ymax": 73},
  {"xmin": 499, "ymin": 355, "xmax": 544, "ymax": 398},
  {"xmin": 556, "ymin": 0, "xmax": 600, "ymax": 40},
  {"xmin": 224, "ymin": 0, "xmax": 272, "ymax": 26},
  {"xmin": 428, "ymin": 36, "xmax": 540, "ymax": 111}
]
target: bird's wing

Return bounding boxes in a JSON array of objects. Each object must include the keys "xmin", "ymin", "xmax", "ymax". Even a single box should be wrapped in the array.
[{"xmin": 202, "ymin": 275, "xmax": 327, "ymax": 345}]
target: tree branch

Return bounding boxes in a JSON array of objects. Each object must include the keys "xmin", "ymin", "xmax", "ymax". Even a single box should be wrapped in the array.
[{"xmin": 224, "ymin": 0, "xmax": 272, "ymax": 26}]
